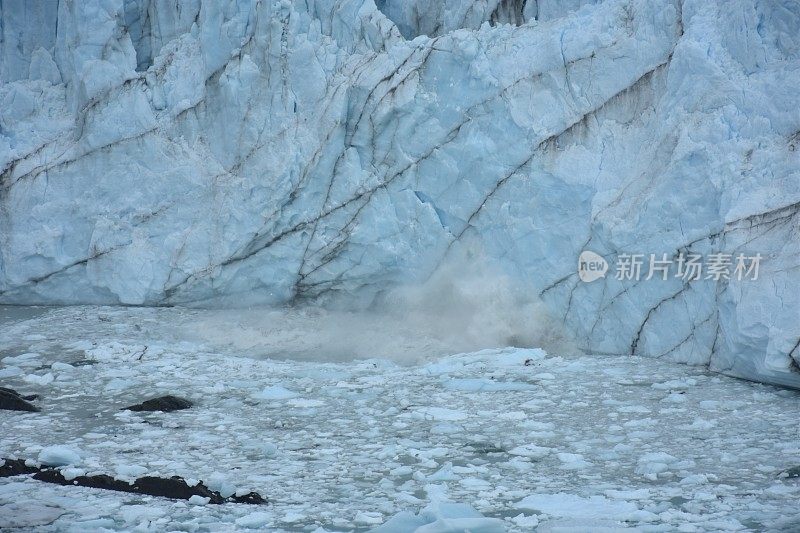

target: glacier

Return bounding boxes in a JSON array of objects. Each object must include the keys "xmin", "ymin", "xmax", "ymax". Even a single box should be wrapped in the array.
[{"xmin": 0, "ymin": 0, "xmax": 798, "ymax": 387}]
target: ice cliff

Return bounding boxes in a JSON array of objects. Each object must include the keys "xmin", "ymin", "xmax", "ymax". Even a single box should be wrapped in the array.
[{"xmin": 0, "ymin": 0, "xmax": 798, "ymax": 387}]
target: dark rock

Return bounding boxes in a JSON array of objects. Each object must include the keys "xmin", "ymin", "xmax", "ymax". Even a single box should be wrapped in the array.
[
  {"xmin": 0, "ymin": 386, "xmax": 38, "ymax": 401},
  {"xmin": 1, "ymin": 457, "xmax": 267, "ymax": 504},
  {"xmin": 133, "ymin": 476, "xmax": 222, "ymax": 502},
  {"xmin": 33, "ymin": 470, "xmax": 226, "ymax": 503},
  {"xmin": 0, "ymin": 458, "xmax": 38, "ymax": 477},
  {"xmin": 123, "ymin": 395, "xmax": 193, "ymax": 412},
  {"xmin": 782, "ymin": 465, "xmax": 800, "ymax": 478},
  {"xmin": 231, "ymin": 491, "xmax": 267, "ymax": 504},
  {"xmin": 34, "ymin": 470, "xmax": 125, "ymax": 491},
  {"xmin": 0, "ymin": 387, "xmax": 39, "ymax": 412}
]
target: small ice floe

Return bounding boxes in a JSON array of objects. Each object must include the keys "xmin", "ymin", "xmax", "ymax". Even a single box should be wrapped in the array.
[
  {"xmin": 23, "ymin": 372, "xmax": 54, "ymax": 386},
  {"xmin": 389, "ymin": 465, "xmax": 413, "ymax": 477},
  {"xmin": 207, "ymin": 472, "xmax": 236, "ymax": 498},
  {"xmin": 635, "ymin": 451, "xmax": 679, "ymax": 480},
  {"xmin": 498, "ymin": 410, "xmax": 527, "ymax": 420},
  {"xmin": 680, "ymin": 473, "xmax": 711, "ymax": 486},
  {"xmin": 427, "ymin": 462, "xmax": 458, "ymax": 481},
  {"xmin": 252, "ymin": 385, "xmax": 299, "ymax": 401},
  {"xmin": 510, "ymin": 513, "xmax": 539, "ymax": 528},
  {"xmin": 373, "ymin": 501, "xmax": 504, "ymax": 533},
  {"xmin": 188, "ymin": 495, "xmax": 210, "ymax": 505},
  {"xmin": 0, "ymin": 366, "xmax": 23, "ymax": 378},
  {"xmin": 353, "ymin": 511, "xmax": 383, "ymax": 526},
  {"xmin": 235, "ymin": 511, "xmax": 272, "ymax": 529},
  {"xmin": 2, "ymin": 353, "xmax": 41, "ymax": 367},
  {"xmin": 114, "ymin": 464, "xmax": 148, "ymax": 480},
  {"xmin": 280, "ymin": 511, "xmax": 306, "ymax": 523},
  {"xmin": 680, "ymin": 417, "xmax": 716, "ymax": 431},
  {"xmin": 554, "ymin": 453, "xmax": 592, "ymax": 471},
  {"xmin": 652, "ymin": 378, "xmax": 697, "ymax": 390},
  {"xmin": 492, "ymin": 347, "xmax": 547, "ymax": 366},
  {"xmin": 516, "ymin": 493, "xmax": 639, "ymax": 521},
  {"xmin": 287, "ymin": 398, "xmax": 324, "ymax": 408},
  {"xmin": 61, "ymin": 467, "xmax": 86, "ymax": 481},
  {"xmin": 38, "ymin": 445, "xmax": 82, "ymax": 467},
  {"xmin": 508, "ymin": 444, "xmax": 551, "ymax": 459}
]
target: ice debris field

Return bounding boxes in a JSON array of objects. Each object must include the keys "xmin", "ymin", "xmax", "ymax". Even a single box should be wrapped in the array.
[{"xmin": 1, "ymin": 306, "xmax": 799, "ymax": 532}]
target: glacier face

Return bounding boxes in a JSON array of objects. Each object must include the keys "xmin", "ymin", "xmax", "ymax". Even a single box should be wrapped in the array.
[{"xmin": 0, "ymin": 0, "xmax": 798, "ymax": 387}]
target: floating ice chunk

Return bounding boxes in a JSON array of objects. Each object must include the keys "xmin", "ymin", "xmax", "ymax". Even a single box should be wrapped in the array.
[
  {"xmin": 557, "ymin": 453, "xmax": 593, "ymax": 470},
  {"xmin": 61, "ymin": 467, "xmax": 86, "ymax": 481},
  {"xmin": 635, "ymin": 452, "xmax": 678, "ymax": 479},
  {"xmin": 287, "ymin": 398, "xmax": 325, "ymax": 407},
  {"xmin": 114, "ymin": 464, "xmax": 148, "ymax": 479},
  {"xmin": 354, "ymin": 511, "xmax": 383, "ymax": 525},
  {"xmin": 235, "ymin": 512, "xmax": 272, "ymax": 529},
  {"xmin": 38, "ymin": 445, "xmax": 82, "ymax": 467},
  {"xmin": 253, "ymin": 385, "xmax": 299, "ymax": 400},
  {"xmin": 390, "ymin": 465, "xmax": 413, "ymax": 477},
  {"xmin": 280, "ymin": 512, "xmax": 306, "ymax": 523},
  {"xmin": 511, "ymin": 513, "xmax": 539, "ymax": 528},
  {"xmin": 499, "ymin": 410, "xmax": 527, "ymax": 420},
  {"xmin": 257, "ymin": 443, "xmax": 278, "ymax": 457},
  {"xmin": 104, "ymin": 378, "xmax": 134, "ymax": 391},
  {"xmin": 23, "ymin": 372, "xmax": 54, "ymax": 386},
  {"xmin": 2, "ymin": 353, "xmax": 41, "ymax": 367},
  {"xmin": 516, "ymin": 493, "xmax": 638, "ymax": 520},
  {"xmin": 508, "ymin": 444, "xmax": 551, "ymax": 459},
  {"xmin": 207, "ymin": 472, "xmax": 236, "ymax": 497},
  {"xmin": 188, "ymin": 495, "xmax": 210, "ymax": 505},
  {"xmin": 459, "ymin": 477, "xmax": 491, "ymax": 490},
  {"xmin": 0, "ymin": 367, "xmax": 23, "ymax": 378},
  {"xmin": 374, "ymin": 501, "xmax": 504, "ymax": 533},
  {"xmin": 638, "ymin": 452, "xmax": 678, "ymax": 464},
  {"xmin": 681, "ymin": 417, "xmax": 716, "ymax": 431},
  {"xmin": 604, "ymin": 488, "xmax": 651, "ymax": 500},
  {"xmin": 680, "ymin": 474, "xmax": 710, "ymax": 485},
  {"xmin": 652, "ymin": 378, "xmax": 697, "ymax": 390},
  {"xmin": 427, "ymin": 463, "xmax": 458, "ymax": 481},
  {"xmin": 493, "ymin": 348, "xmax": 547, "ymax": 366}
]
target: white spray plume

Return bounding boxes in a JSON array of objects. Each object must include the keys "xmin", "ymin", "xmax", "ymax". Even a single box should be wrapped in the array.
[{"xmin": 185, "ymin": 251, "xmax": 575, "ymax": 362}]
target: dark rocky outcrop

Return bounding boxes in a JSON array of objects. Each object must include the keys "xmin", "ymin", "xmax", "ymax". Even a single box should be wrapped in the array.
[
  {"xmin": 781, "ymin": 465, "xmax": 800, "ymax": 478},
  {"xmin": 0, "ymin": 458, "xmax": 39, "ymax": 477},
  {"xmin": 122, "ymin": 395, "xmax": 193, "ymax": 412},
  {"xmin": 0, "ymin": 387, "xmax": 39, "ymax": 412},
  {"xmin": 0, "ymin": 457, "xmax": 265, "ymax": 504}
]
